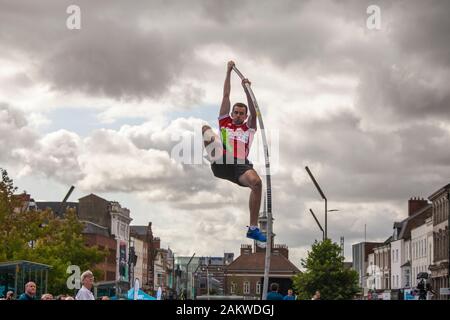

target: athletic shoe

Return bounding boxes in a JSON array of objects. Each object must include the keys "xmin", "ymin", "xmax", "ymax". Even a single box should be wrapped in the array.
[{"xmin": 246, "ymin": 227, "xmax": 267, "ymax": 242}]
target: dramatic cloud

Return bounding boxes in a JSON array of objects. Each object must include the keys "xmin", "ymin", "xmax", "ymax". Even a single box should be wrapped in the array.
[
  {"xmin": 1, "ymin": 0, "xmax": 450, "ymax": 264},
  {"xmin": 2, "ymin": 111, "xmax": 233, "ymax": 205},
  {"xmin": 0, "ymin": 103, "xmax": 37, "ymax": 163}
]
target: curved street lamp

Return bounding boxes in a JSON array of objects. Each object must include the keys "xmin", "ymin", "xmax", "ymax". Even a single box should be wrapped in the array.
[{"xmin": 305, "ymin": 166, "xmax": 328, "ymax": 239}]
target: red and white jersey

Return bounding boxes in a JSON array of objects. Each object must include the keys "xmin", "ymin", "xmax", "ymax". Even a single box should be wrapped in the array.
[{"xmin": 218, "ymin": 115, "xmax": 256, "ymax": 160}]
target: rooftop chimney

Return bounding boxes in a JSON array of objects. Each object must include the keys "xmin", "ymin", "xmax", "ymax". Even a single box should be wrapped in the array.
[
  {"xmin": 240, "ymin": 244, "xmax": 252, "ymax": 255},
  {"xmin": 408, "ymin": 197, "xmax": 428, "ymax": 216}
]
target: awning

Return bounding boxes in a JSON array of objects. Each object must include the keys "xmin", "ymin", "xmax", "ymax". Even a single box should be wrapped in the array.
[{"xmin": 127, "ymin": 288, "xmax": 156, "ymax": 300}]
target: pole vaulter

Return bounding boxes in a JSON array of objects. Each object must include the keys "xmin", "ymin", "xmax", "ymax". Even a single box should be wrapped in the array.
[{"xmin": 202, "ymin": 61, "xmax": 273, "ymax": 300}]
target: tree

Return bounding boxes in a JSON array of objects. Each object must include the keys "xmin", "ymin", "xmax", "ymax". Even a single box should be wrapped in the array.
[
  {"xmin": 292, "ymin": 239, "xmax": 359, "ymax": 300},
  {"xmin": 28, "ymin": 209, "xmax": 107, "ymax": 294},
  {"xmin": 0, "ymin": 168, "xmax": 24, "ymax": 261},
  {"xmin": 0, "ymin": 168, "xmax": 107, "ymax": 294}
]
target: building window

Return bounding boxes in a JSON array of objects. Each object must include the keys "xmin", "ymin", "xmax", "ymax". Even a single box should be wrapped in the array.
[
  {"xmin": 438, "ymin": 202, "xmax": 441, "ymax": 223},
  {"xmin": 414, "ymin": 242, "xmax": 417, "ymax": 259},
  {"xmin": 405, "ymin": 244, "xmax": 408, "ymax": 261},
  {"xmin": 437, "ymin": 235, "xmax": 441, "ymax": 260},
  {"xmin": 444, "ymin": 200, "xmax": 449, "ymax": 220},
  {"xmin": 408, "ymin": 243, "xmax": 410, "ymax": 261},
  {"xmin": 429, "ymin": 243, "xmax": 432, "ymax": 265},
  {"xmin": 120, "ymin": 223, "xmax": 126, "ymax": 238},
  {"xmin": 231, "ymin": 282, "xmax": 237, "ymax": 295},
  {"xmin": 424, "ymin": 239, "xmax": 427, "ymax": 257},
  {"xmin": 243, "ymin": 281, "xmax": 250, "ymax": 295},
  {"xmin": 256, "ymin": 282, "xmax": 261, "ymax": 295},
  {"xmin": 419, "ymin": 240, "xmax": 421, "ymax": 258},
  {"xmin": 422, "ymin": 239, "xmax": 425, "ymax": 257},
  {"xmin": 434, "ymin": 236, "xmax": 437, "ymax": 259},
  {"xmin": 405, "ymin": 269, "xmax": 410, "ymax": 288},
  {"xmin": 156, "ymin": 273, "xmax": 163, "ymax": 286},
  {"xmin": 443, "ymin": 233, "xmax": 446, "ymax": 260}
]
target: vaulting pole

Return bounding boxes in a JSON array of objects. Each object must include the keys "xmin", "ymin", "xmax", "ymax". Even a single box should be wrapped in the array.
[{"xmin": 232, "ymin": 65, "xmax": 272, "ymax": 300}]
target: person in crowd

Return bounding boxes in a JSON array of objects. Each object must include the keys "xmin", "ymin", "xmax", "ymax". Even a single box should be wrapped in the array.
[
  {"xmin": 266, "ymin": 283, "xmax": 284, "ymax": 300},
  {"xmin": 18, "ymin": 281, "xmax": 37, "ymax": 300},
  {"xmin": 75, "ymin": 270, "xmax": 95, "ymax": 300}
]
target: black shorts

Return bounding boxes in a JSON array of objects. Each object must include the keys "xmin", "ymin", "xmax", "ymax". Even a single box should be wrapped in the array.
[{"xmin": 211, "ymin": 157, "xmax": 254, "ymax": 187}]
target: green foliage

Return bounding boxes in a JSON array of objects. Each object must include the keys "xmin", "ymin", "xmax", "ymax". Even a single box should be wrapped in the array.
[
  {"xmin": 0, "ymin": 168, "xmax": 107, "ymax": 294},
  {"xmin": 292, "ymin": 239, "xmax": 359, "ymax": 300}
]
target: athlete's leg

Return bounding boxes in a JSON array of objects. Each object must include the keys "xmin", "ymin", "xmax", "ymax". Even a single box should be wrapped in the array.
[
  {"xmin": 202, "ymin": 125, "xmax": 222, "ymax": 162},
  {"xmin": 202, "ymin": 125, "xmax": 215, "ymax": 147},
  {"xmin": 238, "ymin": 169, "xmax": 262, "ymax": 226}
]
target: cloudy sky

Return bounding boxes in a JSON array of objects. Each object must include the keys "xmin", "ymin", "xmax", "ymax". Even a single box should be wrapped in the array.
[{"xmin": 1, "ymin": 0, "xmax": 450, "ymax": 268}]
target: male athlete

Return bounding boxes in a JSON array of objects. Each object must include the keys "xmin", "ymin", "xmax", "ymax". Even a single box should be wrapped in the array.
[{"xmin": 202, "ymin": 61, "xmax": 266, "ymax": 243}]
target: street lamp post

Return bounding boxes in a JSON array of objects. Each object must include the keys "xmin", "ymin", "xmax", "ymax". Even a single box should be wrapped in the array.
[
  {"xmin": 206, "ymin": 257, "xmax": 213, "ymax": 297},
  {"xmin": 305, "ymin": 166, "xmax": 328, "ymax": 239},
  {"xmin": 172, "ymin": 252, "xmax": 176, "ymax": 295},
  {"xmin": 309, "ymin": 209, "xmax": 325, "ymax": 241},
  {"xmin": 207, "ymin": 261, "xmax": 210, "ymax": 296},
  {"xmin": 193, "ymin": 260, "xmax": 204, "ymax": 299},
  {"xmin": 185, "ymin": 253, "xmax": 195, "ymax": 299}
]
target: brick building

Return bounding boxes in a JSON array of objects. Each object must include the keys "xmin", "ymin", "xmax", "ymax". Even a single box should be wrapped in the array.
[
  {"xmin": 130, "ymin": 223, "xmax": 160, "ymax": 292},
  {"xmin": 429, "ymin": 184, "xmax": 450, "ymax": 300},
  {"xmin": 78, "ymin": 194, "xmax": 132, "ymax": 284},
  {"xmin": 224, "ymin": 209, "xmax": 299, "ymax": 298},
  {"xmin": 224, "ymin": 244, "xmax": 299, "ymax": 298},
  {"xmin": 83, "ymin": 222, "xmax": 117, "ymax": 281}
]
